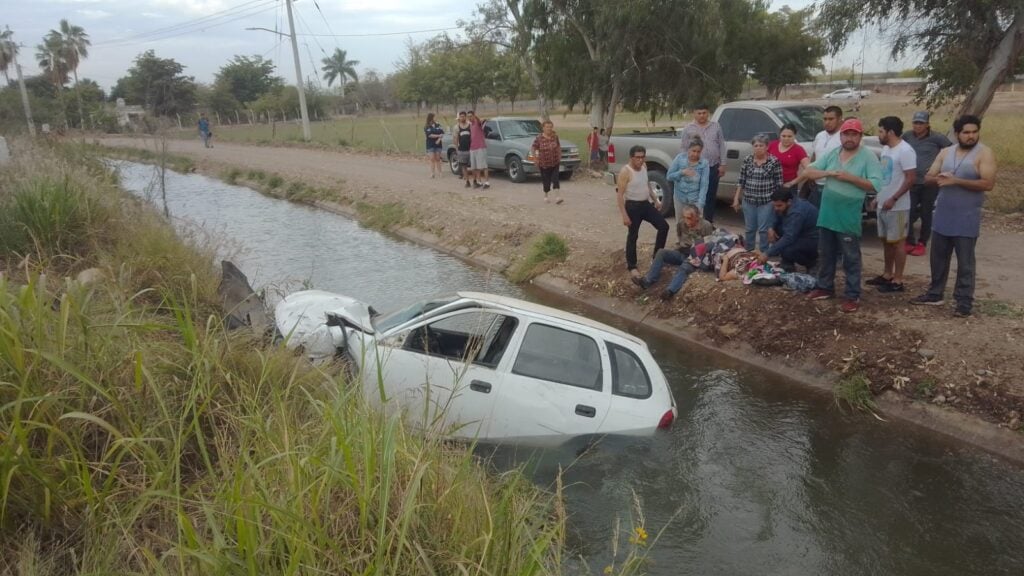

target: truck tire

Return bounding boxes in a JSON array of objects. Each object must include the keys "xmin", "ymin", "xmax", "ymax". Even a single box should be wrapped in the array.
[
  {"xmin": 560, "ymin": 169, "xmax": 573, "ymax": 181},
  {"xmin": 448, "ymin": 149, "xmax": 460, "ymax": 175},
  {"xmin": 506, "ymin": 156, "xmax": 527, "ymax": 183},
  {"xmin": 647, "ymin": 169, "xmax": 674, "ymax": 218}
]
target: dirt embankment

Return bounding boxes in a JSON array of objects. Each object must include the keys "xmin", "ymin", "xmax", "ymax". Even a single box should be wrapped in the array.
[{"xmin": 99, "ymin": 136, "xmax": 1024, "ymax": 442}]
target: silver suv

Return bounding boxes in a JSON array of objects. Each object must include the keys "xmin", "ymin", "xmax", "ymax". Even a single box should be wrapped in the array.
[{"xmin": 442, "ymin": 117, "xmax": 582, "ymax": 183}]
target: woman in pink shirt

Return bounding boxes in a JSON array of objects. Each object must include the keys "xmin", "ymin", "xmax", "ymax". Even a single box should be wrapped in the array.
[{"xmin": 768, "ymin": 124, "xmax": 809, "ymax": 197}]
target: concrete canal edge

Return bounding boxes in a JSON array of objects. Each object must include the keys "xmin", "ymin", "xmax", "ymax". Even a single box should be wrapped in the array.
[{"xmin": 303, "ymin": 198, "xmax": 1024, "ymax": 466}]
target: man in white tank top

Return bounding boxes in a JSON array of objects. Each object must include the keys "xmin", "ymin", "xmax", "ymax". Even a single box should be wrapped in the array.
[{"xmin": 616, "ymin": 145, "xmax": 670, "ymax": 278}]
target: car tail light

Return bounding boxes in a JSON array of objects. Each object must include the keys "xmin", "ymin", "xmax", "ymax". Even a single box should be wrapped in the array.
[
  {"xmin": 657, "ymin": 409, "xmax": 675, "ymax": 429},
  {"xmin": 608, "ymin": 143, "xmax": 616, "ymax": 164}
]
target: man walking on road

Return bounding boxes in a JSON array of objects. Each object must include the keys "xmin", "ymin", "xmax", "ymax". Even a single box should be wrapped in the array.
[
  {"xmin": 467, "ymin": 111, "xmax": 490, "ymax": 189},
  {"xmin": 802, "ymin": 119, "xmax": 882, "ymax": 314},
  {"xmin": 807, "ymin": 106, "xmax": 843, "ymax": 208},
  {"xmin": 617, "ymin": 145, "xmax": 669, "ymax": 279},
  {"xmin": 910, "ymin": 115, "xmax": 997, "ymax": 317},
  {"xmin": 198, "ymin": 113, "xmax": 212, "ymax": 149},
  {"xmin": 455, "ymin": 111, "xmax": 473, "ymax": 187},
  {"xmin": 867, "ymin": 116, "xmax": 917, "ymax": 294},
  {"xmin": 902, "ymin": 111, "xmax": 951, "ymax": 256},
  {"xmin": 680, "ymin": 105, "xmax": 727, "ymax": 223}
]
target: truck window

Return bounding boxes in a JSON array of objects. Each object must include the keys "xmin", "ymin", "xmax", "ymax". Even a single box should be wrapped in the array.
[
  {"xmin": 484, "ymin": 120, "xmax": 501, "ymax": 140},
  {"xmin": 722, "ymin": 109, "xmax": 778, "ymax": 142},
  {"xmin": 773, "ymin": 106, "xmax": 824, "ymax": 141}
]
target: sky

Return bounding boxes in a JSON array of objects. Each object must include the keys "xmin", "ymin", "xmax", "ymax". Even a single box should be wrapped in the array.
[{"xmin": 3, "ymin": 0, "xmax": 918, "ymax": 93}]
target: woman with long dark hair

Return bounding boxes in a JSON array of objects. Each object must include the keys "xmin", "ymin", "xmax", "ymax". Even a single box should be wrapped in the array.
[{"xmin": 424, "ymin": 112, "xmax": 445, "ymax": 178}]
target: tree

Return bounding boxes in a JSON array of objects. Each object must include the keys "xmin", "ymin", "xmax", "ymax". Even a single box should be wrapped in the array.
[
  {"xmin": 52, "ymin": 19, "xmax": 90, "ymax": 128},
  {"xmin": 0, "ymin": 28, "xmax": 16, "ymax": 83},
  {"xmin": 111, "ymin": 50, "xmax": 196, "ymax": 117},
  {"xmin": 214, "ymin": 55, "xmax": 282, "ymax": 106},
  {"xmin": 321, "ymin": 48, "xmax": 359, "ymax": 97},
  {"xmin": 816, "ymin": 0, "xmax": 1024, "ymax": 116},
  {"xmin": 36, "ymin": 31, "xmax": 68, "ymax": 128},
  {"xmin": 749, "ymin": 7, "xmax": 825, "ymax": 99}
]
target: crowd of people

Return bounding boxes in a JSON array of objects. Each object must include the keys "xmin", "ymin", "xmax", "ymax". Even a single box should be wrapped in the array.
[{"xmin": 618, "ymin": 106, "xmax": 997, "ymax": 317}]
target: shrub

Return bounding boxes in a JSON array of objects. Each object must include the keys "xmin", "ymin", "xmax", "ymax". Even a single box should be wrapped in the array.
[{"xmin": 507, "ymin": 233, "xmax": 569, "ymax": 283}]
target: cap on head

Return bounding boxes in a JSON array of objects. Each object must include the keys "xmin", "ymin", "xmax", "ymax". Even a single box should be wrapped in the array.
[
  {"xmin": 912, "ymin": 111, "xmax": 930, "ymax": 124},
  {"xmin": 840, "ymin": 118, "xmax": 863, "ymax": 134}
]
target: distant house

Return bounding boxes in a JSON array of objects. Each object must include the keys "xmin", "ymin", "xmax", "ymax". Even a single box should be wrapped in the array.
[{"xmin": 115, "ymin": 98, "xmax": 146, "ymax": 129}]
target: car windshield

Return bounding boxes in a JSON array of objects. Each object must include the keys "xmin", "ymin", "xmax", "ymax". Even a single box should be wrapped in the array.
[
  {"xmin": 499, "ymin": 120, "xmax": 542, "ymax": 139},
  {"xmin": 774, "ymin": 106, "xmax": 824, "ymax": 142},
  {"xmin": 374, "ymin": 296, "xmax": 458, "ymax": 333}
]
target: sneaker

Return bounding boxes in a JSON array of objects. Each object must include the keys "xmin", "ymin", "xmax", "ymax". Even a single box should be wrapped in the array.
[
  {"xmin": 807, "ymin": 288, "xmax": 833, "ymax": 301},
  {"xmin": 473, "ymin": 182, "xmax": 481, "ymax": 189},
  {"xmin": 910, "ymin": 243, "xmax": 927, "ymax": 257},
  {"xmin": 866, "ymin": 275, "xmax": 892, "ymax": 286},
  {"xmin": 631, "ymin": 275, "xmax": 650, "ymax": 290},
  {"xmin": 876, "ymin": 282, "xmax": 905, "ymax": 293},
  {"xmin": 904, "ymin": 242, "xmax": 916, "ymax": 254},
  {"xmin": 953, "ymin": 305, "xmax": 972, "ymax": 318},
  {"xmin": 659, "ymin": 289, "xmax": 675, "ymax": 301},
  {"xmin": 482, "ymin": 182, "xmax": 491, "ymax": 189},
  {"xmin": 841, "ymin": 299, "xmax": 860, "ymax": 313},
  {"xmin": 910, "ymin": 293, "xmax": 944, "ymax": 306}
]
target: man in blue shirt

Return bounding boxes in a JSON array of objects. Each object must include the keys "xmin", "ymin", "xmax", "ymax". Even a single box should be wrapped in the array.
[
  {"xmin": 757, "ymin": 189, "xmax": 819, "ymax": 271},
  {"xmin": 198, "ymin": 113, "xmax": 212, "ymax": 148}
]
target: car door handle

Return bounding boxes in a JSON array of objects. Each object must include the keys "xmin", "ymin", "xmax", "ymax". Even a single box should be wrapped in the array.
[
  {"xmin": 575, "ymin": 404, "xmax": 596, "ymax": 418},
  {"xmin": 470, "ymin": 380, "xmax": 492, "ymax": 393},
  {"xmin": 727, "ymin": 149, "xmax": 740, "ymax": 159}
]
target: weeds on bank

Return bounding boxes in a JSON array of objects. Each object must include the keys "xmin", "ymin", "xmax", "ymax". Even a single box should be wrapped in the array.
[
  {"xmin": 84, "ymin": 142, "xmax": 195, "ymax": 173},
  {"xmin": 975, "ymin": 299, "xmax": 1024, "ymax": 319},
  {"xmin": 0, "ymin": 141, "xmax": 566, "ymax": 574},
  {"xmin": 833, "ymin": 373, "xmax": 879, "ymax": 414},
  {"xmin": 355, "ymin": 201, "xmax": 409, "ymax": 230},
  {"xmin": 508, "ymin": 233, "xmax": 570, "ymax": 283}
]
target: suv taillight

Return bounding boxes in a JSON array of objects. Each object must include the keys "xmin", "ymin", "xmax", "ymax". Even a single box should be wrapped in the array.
[
  {"xmin": 657, "ymin": 409, "xmax": 675, "ymax": 429},
  {"xmin": 608, "ymin": 143, "xmax": 616, "ymax": 164}
]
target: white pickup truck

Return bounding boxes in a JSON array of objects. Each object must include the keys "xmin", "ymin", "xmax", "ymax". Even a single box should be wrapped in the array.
[{"xmin": 606, "ymin": 100, "xmax": 880, "ymax": 217}]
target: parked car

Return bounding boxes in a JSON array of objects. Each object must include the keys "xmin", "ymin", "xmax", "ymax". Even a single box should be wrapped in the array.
[
  {"xmin": 605, "ymin": 100, "xmax": 881, "ymax": 217},
  {"xmin": 275, "ymin": 290, "xmax": 677, "ymax": 446},
  {"xmin": 441, "ymin": 117, "xmax": 582, "ymax": 183},
  {"xmin": 822, "ymin": 88, "xmax": 871, "ymax": 100}
]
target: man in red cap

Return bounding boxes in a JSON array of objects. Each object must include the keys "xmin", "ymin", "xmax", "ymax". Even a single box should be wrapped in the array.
[{"xmin": 801, "ymin": 118, "xmax": 882, "ymax": 313}]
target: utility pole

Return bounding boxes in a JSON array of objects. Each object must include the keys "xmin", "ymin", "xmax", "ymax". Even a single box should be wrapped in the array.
[
  {"xmin": 284, "ymin": 0, "xmax": 311, "ymax": 141},
  {"xmin": 11, "ymin": 39, "xmax": 36, "ymax": 137}
]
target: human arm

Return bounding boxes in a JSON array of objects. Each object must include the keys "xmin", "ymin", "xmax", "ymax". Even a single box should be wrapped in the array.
[
  {"xmin": 935, "ymin": 147, "xmax": 997, "ymax": 192},
  {"xmin": 834, "ymin": 156, "xmax": 881, "ymax": 194},
  {"xmin": 715, "ymin": 123, "xmax": 727, "ymax": 172},
  {"xmin": 666, "ymin": 154, "xmax": 685, "ymax": 182},
  {"xmin": 882, "ymin": 163, "xmax": 918, "ymax": 211},
  {"xmin": 765, "ymin": 210, "xmax": 801, "ymax": 258},
  {"xmin": 732, "ymin": 159, "xmax": 747, "ymax": 210},
  {"xmin": 696, "ymin": 162, "xmax": 708, "ymax": 212},
  {"xmin": 616, "ymin": 168, "xmax": 632, "ymax": 226}
]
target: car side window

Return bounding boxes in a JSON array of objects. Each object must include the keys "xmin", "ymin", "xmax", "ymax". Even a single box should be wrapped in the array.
[
  {"xmin": 484, "ymin": 120, "xmax": 500, "ymax": 140},
  {"xmin": 403, "ymin": 311, "xmax": 517, "ymax": 368},
  {"xmin": 607, "ymin": 343, "xmax": 652, "ymax": 399},
  {"xmin": 728, "ymin": 109, "xmax": 779, "ymax": 142},
  {"xmin": 512, "ymin": 323, "xmax": 602, "ymax": 390},
  {"xmin": 717, "ymin": 109, "xmax": 738, "ymax": 141}
]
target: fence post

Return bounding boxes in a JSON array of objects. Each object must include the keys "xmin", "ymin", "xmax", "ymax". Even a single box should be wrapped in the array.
[{"xmin": 176, "ymin": 113, "xmax": 182, "ymax": 130}]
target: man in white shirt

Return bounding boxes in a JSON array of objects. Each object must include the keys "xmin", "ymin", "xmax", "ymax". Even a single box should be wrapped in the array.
[
  {"xmin": 808, "ymin": 105, "xmax": 843, "ymax": 208},
  {"xmin": 866, "ymin": 116, "xmax": 917, "ymax": 293}
]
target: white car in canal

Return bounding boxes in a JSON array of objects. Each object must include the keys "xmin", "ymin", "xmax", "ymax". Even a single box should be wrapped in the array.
[{"xmin": 275, "ymin": 290, "xmax": 677, "ymax": 445}]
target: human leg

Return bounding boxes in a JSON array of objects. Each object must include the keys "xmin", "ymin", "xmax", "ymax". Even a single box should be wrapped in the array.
[
  {"xmin": 918, "ymin": 184, "xmax": 938, "ymax": 246},
  {"xmin": 741, "ymin": 199, "xmax": 758, "ymax": 250},
  {"xmin": 624, "ymin": 201, "xmax": 646, "ymax": 271},
  {"xmin": 667, "ymin": 260, "xmax": 695, "ymax": 294},
  {"xmin": 838, "ymin": 233, "xmax": 862, "ymax": 301},
  {"xmin": 906, "ymin": 184, "xmax": 922, "ymax": 245},
  {"xmin": 540, "ymin": 167, "xmax": 553, "ymax": 194},
  {"xmin": 926, "ymin": 231, "xmax": 954, "ymax": 298},
  {"xmin": 703, "ymin": 165, "xmax": 720, "ymax": 223},
  {"xmin": 951, "ymin": 236, "xmax": 977, "ymax": 312},
  {"xmin": 644, "ymin": 248, "xmax": 684, "ymax": 286},
  {"xmin": 642, "ymin": 203, "xmax": 670, "ymax": 258},
  {"xmin": 814, "ymin": 228, "xmax": 838, "ymax": 294},
  {"xmin": 673, "ymin": 194, "xmax": 686, "ymax": 245},
  {"xmin": 756, "ymin": 202, "xmax": 773, "ymax": 252}
]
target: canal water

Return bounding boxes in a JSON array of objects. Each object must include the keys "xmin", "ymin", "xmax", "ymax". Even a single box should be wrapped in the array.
[{"xmin": 113, "ymin": 161, "xmax": 1024, "ymax": 576}]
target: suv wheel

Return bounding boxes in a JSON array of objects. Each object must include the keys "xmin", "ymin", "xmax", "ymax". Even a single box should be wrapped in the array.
[
  {"xmin": 647, "ymin": 169, "xmax": 674, "ymax": 217},
  {"xmin": 448, "ymin": 150, "xmax": 460, "ymax": 175},
  {"xmin": 506, "ymin": 156, "xmax": 527, "ymax": 183}
]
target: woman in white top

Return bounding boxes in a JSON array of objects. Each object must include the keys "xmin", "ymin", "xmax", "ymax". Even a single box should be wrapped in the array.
[{"xmin": 616, "ymin": 145, "xmax": 670, "ymax": 277}]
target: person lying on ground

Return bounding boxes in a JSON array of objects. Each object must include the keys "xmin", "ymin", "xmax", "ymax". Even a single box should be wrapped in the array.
[
  {"xmin": 718, "ymin": 245, "xmax": 760, "ymax": 281},
  {"xmin": 631, "ymin": 203, "xmax": 715, "ymax": 301},
  {"xmin": 756, "ymin": 189, "xmax": 819, "ymax": 272}
]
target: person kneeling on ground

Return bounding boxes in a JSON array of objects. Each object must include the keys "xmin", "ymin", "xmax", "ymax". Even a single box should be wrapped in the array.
[
  {"xmin": 756, "ymin": 189, "xmax": 819, "ymax": 272},
  {"xmin": 631, "ymin": 203, "xmax": 714, "ymax": 300}
]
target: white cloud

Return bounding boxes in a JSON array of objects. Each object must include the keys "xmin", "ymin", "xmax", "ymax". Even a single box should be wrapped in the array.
[{"xmin": 76, "ymin": 9, "xmax": 113, "ymax": 19}]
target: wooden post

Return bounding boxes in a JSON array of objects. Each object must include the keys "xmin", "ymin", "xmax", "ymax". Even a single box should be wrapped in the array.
[
  {"xmin": 235, "ymin": 110, "xmax": 241, "ymax": 124},
  {"xmin": 176, "ymin": 113, "xmax": 182, "ymax": 130},
  {"xmin": 215, "ymin": 111, "xmax": 221, "ymax": 125}
]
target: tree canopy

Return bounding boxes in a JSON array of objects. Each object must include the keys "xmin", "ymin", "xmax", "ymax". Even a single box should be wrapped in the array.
[
  {"xmin": 321, "ymin": 48, "xmax": 359, "ymax": 97},
  {"xmin": 214, "ymin": 55, "xmax": 282, "ymax": 106},
  {"xmin": 112, "ymin": 50, "xmax": 196, "ymax": 116},
  {"xmin": 749, "ymin": 7, "xmax": 824, "ymax": 99}
]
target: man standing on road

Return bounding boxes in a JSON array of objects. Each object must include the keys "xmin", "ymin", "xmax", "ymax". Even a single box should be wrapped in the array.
[
  {"xmin": 758, "ymin": 189, "xmax": 819, "ymax": 272},
  {"xmin": 198, "ymin": 113, "xmax": 212, "ymax": 149},
  {"xmin": 680, "ymin": 105, "xmax": 727, "ymax": 223},
  {"xmin": 455, "ymin": 111, "xmax": 473, "ymax": 188},
  {"xmin": 902, "ymin": 111, "xmax": 951, "ymax": 256},
  {"xmin": 910, "ymin": 115, "xmax": 997, "ymax": 317},
  {"xmin": 802, "ymin": 119, "xmax": 882, "ymax": 314},
  {"xmin": 806, "ymin": 106, "xmax": 844, "ymax": 208},
  {"xmin": 467, "ymin": 110, "xmax": 490, "ymax": 189},
  {"xmin": 867, "ymin": 116, "xmax": 917, "ymax": 294},
  {"xmin": 617, "ymin": 145, "xmax": 670, "ymax": 279}
]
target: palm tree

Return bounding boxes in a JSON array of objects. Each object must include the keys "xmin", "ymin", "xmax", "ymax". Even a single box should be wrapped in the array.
[
  {"xmin": 321, "ymin": 48, "xmax": 359, "ymax": 98},
  {"xmin": 37, "ymin": 31, "xmax": 69, "ymax": 129},
  {"xmin": 0, "ymin": 28, "xmax": 17, "ymax": 83},
  {"xmin": 53, "ymin": 19, "xmax": 90, "ymax": 128}
]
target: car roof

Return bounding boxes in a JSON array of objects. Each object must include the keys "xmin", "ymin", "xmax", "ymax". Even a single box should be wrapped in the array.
[
  {"xmin": 722, "ymin": 100, "xmax": 823, "ymax": 110},
  {"xmin": 456, "ymin": 291, "xmax": 644, "ymax": 346}
]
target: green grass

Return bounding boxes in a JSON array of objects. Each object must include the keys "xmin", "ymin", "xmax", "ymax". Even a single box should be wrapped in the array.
[
  {"xmin": 266, "ymin": 174, "xmax": 284, "ymax": 189},
  {"xmin": 507, "ymin": 233, "xmax": 570, "ymax": 283},
  {"xmin": 223, "ymin": 166, "xmax": 242, "ymax": 184},
  {"xmin": 84, "ymin": 142, "xmax": 196, "ymax": 173},
  {"xmin": 355, "ymin": 201, "xmax": 409, "ymax": 231},
  {"xmin": 833, "ymin": 373, "xmax": 878, "ymax": 414},
  {"xmin": 0, "ymin": 141, "xmax": 571, "ymax": 575},
  {"xmin": 975, "ymin": 299, "xmax": 1024, "ymax": 319}
]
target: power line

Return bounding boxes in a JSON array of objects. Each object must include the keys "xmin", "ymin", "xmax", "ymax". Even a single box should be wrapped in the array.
[
  {"xmin": 293, "ymin": 27, "xmax": 458, "ymax": 38},
  {"xmin": 94, "ymin": 0, "xmax": 279, "ymax": 47}
]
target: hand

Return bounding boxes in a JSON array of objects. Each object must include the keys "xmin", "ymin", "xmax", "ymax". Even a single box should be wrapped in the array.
[
  {"xmin": 756, "ymin": 252, "xmax": 768, "ymax": 264},
  {"xmin": 882, "ymin": 197, "xmax": 896, "ymax": 211},
  {"xmin": 767, "ymin": 229, "xmax": 778, "ymax": 243},
  {"xmin": 682, "ymin": 168, "xmax": 696, "ymax": 178},
  {"xmin": 622, "ymin": 215, "xmax": 632, "ymax": 227},
  {"xmin": 784, "ymin": 180, "xmax": 797, "ymax": 189},
  {"xmin": 936, "ymin": 172, "xmax": 956, "ymax": 187},
  {"xmin": 654, "ymin": 200, "xmax": 663, "ymax": 212},
  {"xmin": 718, "ymin": 165, "xmax": 726, "ymax": 177},
  {"xmin": 869, "ymin": 199, "xmax": 878, "ymax": 212},
  {"xmin": 732, "ymin": 199, "xmax": 741, "ymax": 212},
  {"xmin": 831, "ymin": 170, "xmax": 845, "ymax": 182}
]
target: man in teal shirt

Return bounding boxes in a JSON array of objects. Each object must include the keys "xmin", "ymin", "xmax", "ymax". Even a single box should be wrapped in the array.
[{"xmin": 801, "ymin": 118, "xmax": 882, "ymax": 313}]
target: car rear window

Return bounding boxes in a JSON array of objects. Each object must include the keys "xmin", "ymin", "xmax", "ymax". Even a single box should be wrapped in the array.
[
  {"xmin": 512, "ymin": 323, "xmax": 602, "ymax": 390},
  {"xmin": 607, "ymin": 343, "xmax": 652, "ymax": 399}
]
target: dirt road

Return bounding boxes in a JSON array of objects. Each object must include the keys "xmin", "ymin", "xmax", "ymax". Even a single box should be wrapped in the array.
[{"xmin": 103, "ymin": 136, "xmax": 1024, "ymax": 304}]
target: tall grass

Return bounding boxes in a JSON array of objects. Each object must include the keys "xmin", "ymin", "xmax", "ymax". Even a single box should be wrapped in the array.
[
  {"xmin": 0, "ymin": 139, "xmax": 568, "ymax": 574},
  {"xmin": 508, "ymin": 233, "xmax": 570, "ymax": 283}
]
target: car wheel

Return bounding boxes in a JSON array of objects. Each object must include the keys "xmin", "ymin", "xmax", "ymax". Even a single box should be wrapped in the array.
[
  {"xmin": 506, "ymin": 156, "xmax": 527, "ymax": 183},
  {"xmin": 448, "ymin": 150, "xmax": 460, "ymax": 175},
  {"xmin": 647, "ymin": 170, "xmax": 674, "ymax": 217}
]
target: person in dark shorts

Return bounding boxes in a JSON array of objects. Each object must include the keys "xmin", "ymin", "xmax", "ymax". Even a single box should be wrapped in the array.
[{"xmin": 455, "ymin": 111, "xmax": 473, "ymax": 187}]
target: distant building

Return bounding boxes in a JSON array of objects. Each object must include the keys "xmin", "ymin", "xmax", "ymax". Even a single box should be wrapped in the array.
[{"xmin": 115, "ymin": 98, "xmax": 146, "ymax": 129}]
